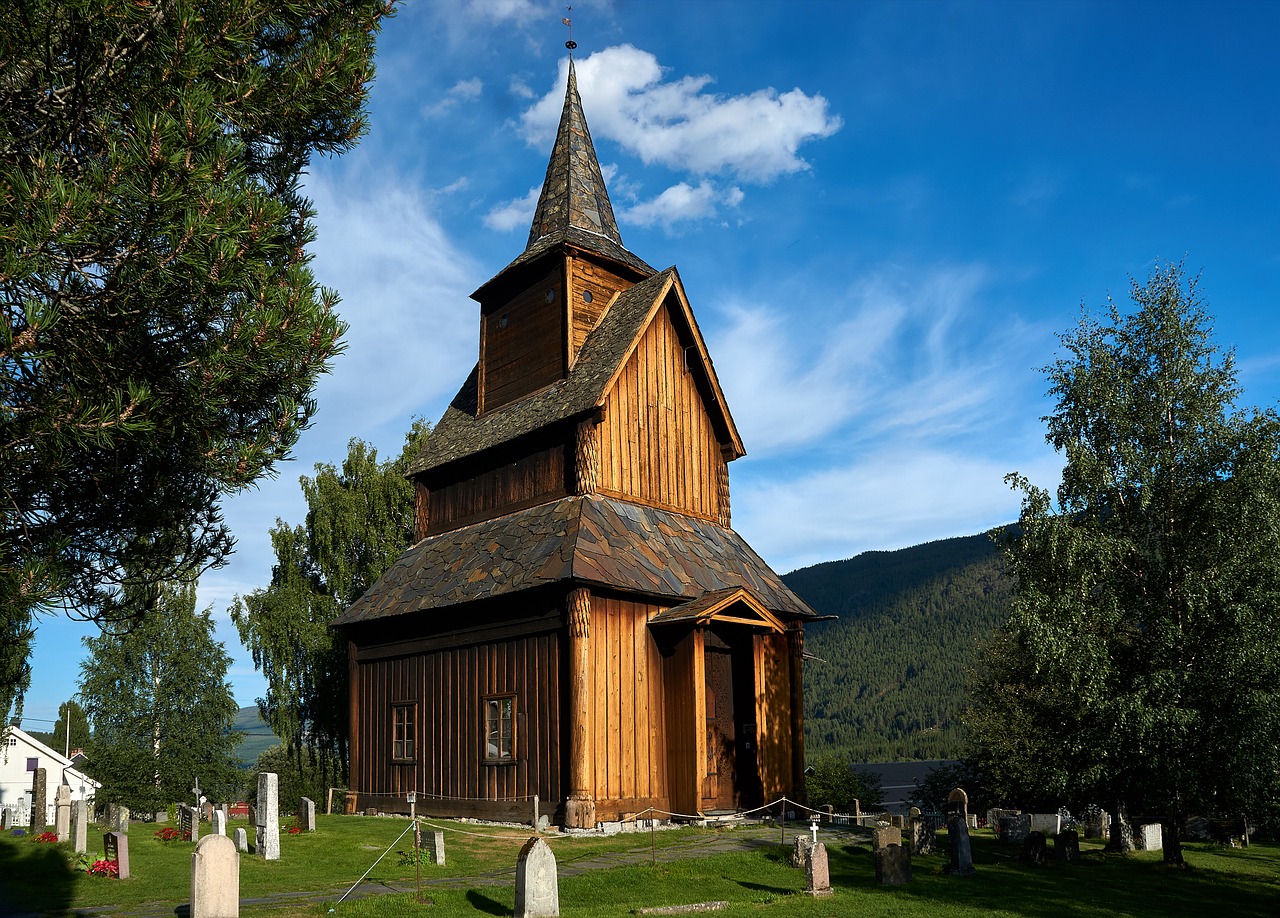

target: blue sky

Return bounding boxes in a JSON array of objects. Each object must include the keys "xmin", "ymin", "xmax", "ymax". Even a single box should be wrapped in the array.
[{"xmin": 21, "ymin": 0, "xmax": 1280, "ymax": 729}]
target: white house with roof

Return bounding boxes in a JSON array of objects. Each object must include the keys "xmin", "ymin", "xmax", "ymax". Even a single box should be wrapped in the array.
[{"xmin": 1, "ymin": 724, "xmax": 100, "ymax": 825}]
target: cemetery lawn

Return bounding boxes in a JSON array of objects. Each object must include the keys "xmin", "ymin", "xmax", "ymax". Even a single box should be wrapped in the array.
[{"xmin": 0, "ymin": 820, "xmax": 1276, "ymax": 917}]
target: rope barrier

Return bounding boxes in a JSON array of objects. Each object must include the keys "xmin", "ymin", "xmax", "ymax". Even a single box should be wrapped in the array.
[{"xmin": 334, "ymin": 818, "xmax": 419, "ymax": 905}]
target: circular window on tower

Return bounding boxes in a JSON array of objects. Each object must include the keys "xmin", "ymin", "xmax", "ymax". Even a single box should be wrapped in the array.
[
  {"xmin": 544, "ymin": 288, "xmax": 555, "ymax": 303},
  {"xmin": 582, "ymin": 290, "xmax": 593, "ymax": 304}
]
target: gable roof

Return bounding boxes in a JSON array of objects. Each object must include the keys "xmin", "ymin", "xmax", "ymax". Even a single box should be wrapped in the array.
[
  {"xmin": 1, "ymin": 725, "xmax": 101, "ymax": 791},
  {"xmin": 648, "ymin": 587, "xmax": 786, "ymax": 633},
  {"xmin": 411, "ymin": 267, "xmax": 743, "ymax": 475},
  {"xmin": 331, "ymin": 494, "xmax": 819, "ymax": 628}
]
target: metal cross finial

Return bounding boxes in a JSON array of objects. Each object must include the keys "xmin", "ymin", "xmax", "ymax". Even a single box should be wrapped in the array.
[{"xmin": 563, "ymin": 6, "xmax": 576, "ymax": 52}]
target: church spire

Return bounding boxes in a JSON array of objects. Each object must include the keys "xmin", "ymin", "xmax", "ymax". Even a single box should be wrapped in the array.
[{"xmin": 526, "ymin": 59, "xmax": 624, "ymax": 251}]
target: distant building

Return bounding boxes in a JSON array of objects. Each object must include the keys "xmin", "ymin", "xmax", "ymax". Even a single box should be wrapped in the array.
[{"xmin": 1, "ymin": 725, "xmax": 100, "ymax": 824}]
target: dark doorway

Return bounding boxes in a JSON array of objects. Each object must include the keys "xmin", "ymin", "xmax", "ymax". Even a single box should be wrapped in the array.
[{"xmin": 701, "ymin": 625, "xmax": 762, "ymax": 811}]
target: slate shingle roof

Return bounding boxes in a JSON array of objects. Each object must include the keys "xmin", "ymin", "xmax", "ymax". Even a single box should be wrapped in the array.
[
  {"xmin": 409, "ymin": 268, "xmax": 677, "ymax": 476},
  {"xmin": 331, "ymin": 495, "xmax": 819, "ymax": 627}
]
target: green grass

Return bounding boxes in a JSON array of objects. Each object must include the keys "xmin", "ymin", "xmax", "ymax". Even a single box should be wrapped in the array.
[{"xmin": 0, "ymin": 820, "xmax": 1276, "ymax": 918}]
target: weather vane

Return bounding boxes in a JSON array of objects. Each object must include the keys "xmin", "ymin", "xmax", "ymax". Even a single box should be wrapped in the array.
[{"xmin": 563, "ymin": 6, "xmax": 576, "ymax": 52}]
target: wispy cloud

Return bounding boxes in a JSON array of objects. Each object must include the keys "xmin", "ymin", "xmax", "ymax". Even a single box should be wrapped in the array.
[
  {"xmin": 421, "ymin": 77, "xmax": 485, "ymax": 119},
  {"xmin": 484, "ymin": 185, "xmax": 540, "ymax": 231},
  {"xmin": 521, "ymin": 46, "xmax": 842, "ymax": 182}
]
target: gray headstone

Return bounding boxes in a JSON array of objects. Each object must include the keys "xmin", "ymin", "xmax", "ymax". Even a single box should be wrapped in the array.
[
  {"xmin": 515, "ymin": 837, "xmax": 559, "ymax": 918},
  {"xmin": 114, "ymin": 804, "xmax": 130, "ymax": 834},
  {"xmin": 104, "ymin": 831, "xmax": 130, "ymax": 879},
  {"xmin": 1084, "ymin": 810, "xmax": 1110, "ymax": 839},
  {"xmin": 872, "ymin": 826, "xmax": 902, "ymax": 851},
  {"xmin": 1023, "ymin": 831, "xmax": 1048, "ymax": 865},
  {"xmin": 181, "ymin": 804, "xmax": 201, "ymax": 843},
  {"xmin": 299, "ymin": 796, "xmax": 316, "ymax": 832},
  {"xmin": 946, "ymin": 787, "xmax": 968, "ymax": 820},
  {"xmin": 805, "ymin": 841, "xmax": 833, "ymax": 897},
  {"xmin": 31, "ymin": 768, "xmax": 47, "ymax": 833},
  {"xmin": 946, "ymin": 815, "xmax": 976, "ymax": 876},
  {"xmin": 1053, "ymin": 830, "xmax": 1080, "ymax": 862},
  {"xmin": 909, "ymin": 816, "xmax": 935, "ymax": 856},
  {"xmin": 1000, "ymin": 814, "xmax": 1031, "ymax": 845},
  {"xmin": 1029, "ymin": 813, "xmax": 1061, "ymax": 835},
  {"xmin": 233, "ymin": 827, "xmax": 248, "ymax": 853},
  {"xmin": 790, "ymin": 835, "xmax": 814, "ymax": 868},
  {"xmin": 54, "ymin": 786, "xmax": 71, "ymax": 841},
  {"xmin": 890, "ymin": 814, "xmax": 905, "ymax": 829},
  {"xmin": 71, "ymin": 800, "xmax": 88, "ymax": 854},
  {"xmin": 429, "ymin": 830, "xmax": 446, "ymax": 867},
  {"xmin": 0, "ymin": 808, "xmax": 9, "ymax": 830},
  {"xmin": 211, "ymin": 809, "xmax": 227, "ymax": 836},
  {"xmin": 875, "ymin": 843, "xmax": 912, "ymax": 885},
  {"xmin": 191, "ymin": 834, "xmax": 239, "ymax": 918},
  {"xmin": 255, "ymin": 772, "xmax": 279, "ymax": 860},
  {"xmin": 1137, "ymin": 823, "xmax": 1162, "ymax": 851}
]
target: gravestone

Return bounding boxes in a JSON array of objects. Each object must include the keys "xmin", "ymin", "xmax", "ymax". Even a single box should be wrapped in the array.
[
  {"xmin": 55, "ymin": 785, "xmax": 71, "ymax": 841},
  {"xmin": 255, "ymin": 772, "xmax": 279, "ymax": 860},
  {"xmin": 871, "ymin": 825, "xmax": 902, "ymax": 851},
  {"xmin": 1030, "ymin": 813, "xmax": 1061, "ymax": 835},
  {"xmin": 1084, "ymin": 809, "xmax": 1110, "ymax": 839},
  {"xmin": 908, "ymin": 806, "xmax": 921, "ymax": 819},
  {"xmin": 1136, "ymin": 823, "xmax": 1162, "ymax": 851},
  {"xmin": 299, "ymin": 796, "xmax": 316, "ymax": 832},
  {"xmin": 180, "ymin": 804, "xmax": 200, "ymax": 843},
  {"xmin": 1000, "ymin": 814, "xmax": 1031, "ymax": 845},
  {"xmin": 514, "ymin": 837, "xmax": 559, "ymax": 918},
  {"xmin": 104, "ymin": 831, "xmax": 131, "ymax": 879},
  {"xmin": 890, "ymin": 814, "xmax": 905, "ymax": 829},
  {"xmin": 31, "ymin": 768, "xmax": 47, "ymax": 833},
  {"xmin": 1, "ymin": 809, "xmax": 9, "ymax": 830},
  {"xmin": 233, "ymin": 827, "xmax": 248, "ymax": 853},
  {"xmin": 790, "ymin": 835, "xmax": 813, "ymax": 868},
  {"xmin": 211, "ymin": 809, "xmax": 227, "ymax": 836},
  {"xmin": 1053, "ymin": 830, "xmax": 1080, "ymax": 862},
  {"xmin": 909, "ymin": 816, "xmax": 935, "ymax": 856},
  {"xmin": 202, "ymin": 802, "xmax": 214, "ymax": 822},
  {"xmin": 71, "ymin": 800, "xmax": 88, "ymax": 854},
  {"xmin": 113, "ymin": 804, "xmax": 130, "ymax": 834},
  {"xmin": 946, "ymin": 787, "xmax": 968, "ymax": 820},
  {"xmin": 805, "ymin": 841, "xmax": 833, "ymax": 897},
  {"xmin": 945, "ymin": 814, "xmax": 976, "ymax": 876},
  {"xmin": 428, "ymin": 829, "xmax": 445, "ymax": 867},
  {"xmin": 875, "ymin": 843, "xmax": 912, "ymax": 885},
  {"xmin": 191, "ymin": 834, "xmax": 239, "ymax": 918},
  {"xmin": 1023, "ymin": 831, "xmax": 1047, "ymax": 865}
]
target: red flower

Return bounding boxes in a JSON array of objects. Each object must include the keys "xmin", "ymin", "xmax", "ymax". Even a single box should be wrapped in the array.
[
  {"xmin": 34, "ymin": 832, "xmax": 59, "ymax": 843},
  {"xmin": 89, "ymin": 858, "xmax": 120, "ymax": 878}
]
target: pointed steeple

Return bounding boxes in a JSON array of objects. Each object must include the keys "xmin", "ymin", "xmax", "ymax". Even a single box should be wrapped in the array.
[{"xmin": 527, "ymin": 60, "xmax": 624, "ymax": 250}]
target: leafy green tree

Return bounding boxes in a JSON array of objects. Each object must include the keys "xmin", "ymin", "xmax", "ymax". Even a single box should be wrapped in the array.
[
  {"xmin": 805, "ymin": 753, "xmax": 883, "ymax": 813},
  {"xmin": 50, "ymin": 699, "xmax": 93, "ymax": 759},
  {"xmin": 969, "ymin": 263, "xmax": 1280, "ymax": 862},
  {"xmin": 79, "ymin": 575, "xmax": 242, "ymax": 812},
  {"xmin": 0, "ymin": 0, "xmax": 394, "ymax": 724},
  {"xmin": 232, "ymin": 421, "xmax": 429, "ymax": 778}
]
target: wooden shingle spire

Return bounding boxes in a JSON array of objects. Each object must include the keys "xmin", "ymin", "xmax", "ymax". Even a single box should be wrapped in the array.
[{"xmin": 527, "ymin": 60, "xmax": 624, "ymax": 251}]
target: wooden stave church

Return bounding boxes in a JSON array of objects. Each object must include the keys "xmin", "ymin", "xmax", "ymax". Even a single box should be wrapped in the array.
[{"xmin": 332, "ymin": 60, "xmax": 823, "ymax": 828}]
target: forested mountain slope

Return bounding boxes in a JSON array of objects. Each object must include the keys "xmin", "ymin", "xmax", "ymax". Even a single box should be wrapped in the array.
[{"xmin": 784, "ymin": 531, "xmax": 1012, "ymax": 762}]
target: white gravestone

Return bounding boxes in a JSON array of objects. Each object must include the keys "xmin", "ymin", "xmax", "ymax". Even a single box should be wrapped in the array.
[
  {"xmin": 191, "ymin": 834, "xmax": 239, "ymax": 918},
  {"xmin": 211, "ymin": 809, "xmax": 227, "ymax": 836},
  {"xmin": 429, "ymin": 830, "xmax": 446, "ymax": 866},
  {"xmin": 299, "ymin": 796, "xmax": 316, "ymax": 832},
  {"xmin": 233, "ymin": 827, "xmax": 248, "ymax": 853},
  {"xmin": 514, "ymin": 837, "xmax": 559, "ymax": 918},
  {"xmin": 1137, "ymin": 823, "xmax": 1163, "ymax": 851},
  {"xmin": 255, "ymin": 772, "xmax": 279, "ymax": 860},
  {"xmin": 55, "ymin": 786, "xmax": 71, "ymax": 841}
]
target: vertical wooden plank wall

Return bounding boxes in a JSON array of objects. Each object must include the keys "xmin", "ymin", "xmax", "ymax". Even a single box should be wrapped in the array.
[
  {"xmin": 569, "ymin": 258, "xmax": 633, "ymax": 356},
  {"xmin": 586, "ymin": 595, "xmax": 668, "ymax": 817},
  {"xmin": 599, "ymin": 303, "xmax": 724, "ymax": 521},
  {"xmin": 752, "ymin": 633, "xmax": 794, "ymax": 801},
  {"xmin": 481, "ymin": 266, "xmax": 565, "ymax": 411},
  {"xmin": 352, "ymin": 633, "xmax": 562, "ymax": 809},
  {"xmin": 662, "ymin": 629, "xmax": 705, "ymax": 817},
  {"xmin": 427, "ymin": 444, "xmax": 566, "ymax": 534}
]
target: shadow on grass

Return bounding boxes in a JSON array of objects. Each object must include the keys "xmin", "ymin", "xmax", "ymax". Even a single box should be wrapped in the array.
[
  {"xmin": 465, "ymin": 889, "xmax": 510, "ymax": 916},
  {"xmin": 826, "ymin": 833, "xmax": 1280, "ymax": 918},
  {"xmin": 0, "ymin": 839, "xmax": 78, "ymax": 917},
  {"xmin": 733, "ymin": 878, "xmax": 793, "ymax": 896}
]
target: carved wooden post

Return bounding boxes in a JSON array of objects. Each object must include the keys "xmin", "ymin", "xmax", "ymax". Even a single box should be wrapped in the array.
[
  {"xmin": 787, "ymin": 625, "xmax": 806, "ymax": 800},
  {"xmin": 575, "ymin": 419, "xmax": 599, "ymax": 496},
  {"xmin": 716, "ymin": 458, "xmax": 731, "ymax": 528},
  {"xmin": 565, "ymin": 587, "xmax": 596, "ymax": 828},
  {"xmin": 414, "ymin": 482, "xmax": 430, "ymax": 541}
]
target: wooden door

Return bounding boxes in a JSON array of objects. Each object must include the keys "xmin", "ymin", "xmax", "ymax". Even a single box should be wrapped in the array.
[{"xmin": 702, "ymin": 647, "xmax": 736, "ymax": 811}]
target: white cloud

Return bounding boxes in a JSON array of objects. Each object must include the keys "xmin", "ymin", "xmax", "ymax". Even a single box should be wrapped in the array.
[
  {"xmin": 622, "ymin": 181, "xmax": 744, "ymax": 228},
  {"xmin": 462, "ymin": 0, "xmax": 543, "ymax": 25},
  {"xmin": 521, "ymin": 46, "xmax": 842, "ymax": 182},
  {"xmin": 484, "ymin": 185, "xmax": 540, "ymax": 232},
  {"xmin": 421, "ymin": 77, "xmax": 486, "ymax": 118}
]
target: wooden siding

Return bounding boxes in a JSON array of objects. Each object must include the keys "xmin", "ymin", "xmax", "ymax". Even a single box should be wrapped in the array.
[
  {"xmin": 427, "ymin": 442, "xmax": 567, "ymax": 535},
  {"xmin": 598, "ymin": 303, "xmax": 725, "ymax": 520},
  {"xmin": 585, "ymin": 595, "xmax": 669, "ymax": 817},
  {"xmin": 662, "ymin": 628, "xmax": 704, "ymax": 817},
  {"xmin": 351, "ymin": 631, "xmax": 562, "ymax": 815},
  {"xmin": 569, "ymin": 256, "xmax": 634, "ymax": 358},
  {"xmin": 753, "ymin": 632, "xmax": 794, "ymax": 801},
  {"xmin": 482, "ymin": 266, "xmax": 565, "ymax": 412}
]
